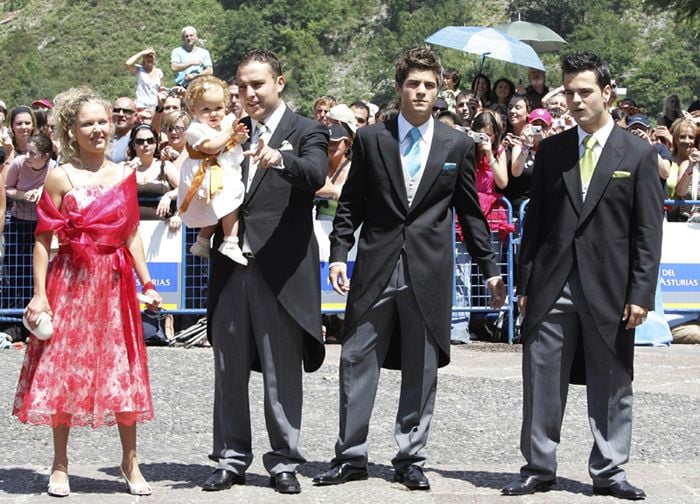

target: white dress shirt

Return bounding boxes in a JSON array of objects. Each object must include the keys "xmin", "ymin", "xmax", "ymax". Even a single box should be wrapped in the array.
[{"xmin": 577, "ymin": 117, "xmax": 614, "ymax": 199}]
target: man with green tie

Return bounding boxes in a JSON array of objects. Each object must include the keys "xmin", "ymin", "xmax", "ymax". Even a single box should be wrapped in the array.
[{"xmin": 502, "ymin": 51, "xmax": 664, "ymax": 501}]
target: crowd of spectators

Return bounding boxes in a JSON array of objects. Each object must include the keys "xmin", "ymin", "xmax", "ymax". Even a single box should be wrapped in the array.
[{"xmin": 0, "ymin": 27, "xmax": 699, "ymax": 345}]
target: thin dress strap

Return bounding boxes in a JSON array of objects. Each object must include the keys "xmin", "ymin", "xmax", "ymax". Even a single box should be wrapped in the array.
[{"xmin": 61, "ymin": 165, "xmax": 75, "ymax": 188}]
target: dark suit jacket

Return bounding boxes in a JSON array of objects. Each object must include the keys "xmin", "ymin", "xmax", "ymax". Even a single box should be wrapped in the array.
[
  {"xmin": 518, "ymin": 125, "xmax": 664, "ymax": 382},
  {"xmin": 330, "ymin": 118, "xmax": 498, "ymax": 369},
  {"xmin": 208, "ymin": 107, "xmax": 329, "ymax": 372}
]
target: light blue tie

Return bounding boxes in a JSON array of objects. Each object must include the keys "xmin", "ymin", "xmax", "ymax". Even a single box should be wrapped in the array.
[{"xmin": 405, "ymin": 127, "xmax": 422, "ymax": 178}]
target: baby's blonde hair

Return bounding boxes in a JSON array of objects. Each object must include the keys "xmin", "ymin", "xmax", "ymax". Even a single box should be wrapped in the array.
[{"xmin": 184, "ymin": 75, "xmax": 229, "ymax": 111}]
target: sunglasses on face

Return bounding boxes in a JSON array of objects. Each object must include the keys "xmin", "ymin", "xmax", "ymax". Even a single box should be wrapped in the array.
[
  {"xmin": 134, "ymin": 137, "xmax": 156, "ymax": 145},
  {"xmin": 167, "ymin": 126, "xmax": 186, "ymax": 134},
  {"xmin": 113, "ymin": 108, "xmax": 135, "ymax": 115}
]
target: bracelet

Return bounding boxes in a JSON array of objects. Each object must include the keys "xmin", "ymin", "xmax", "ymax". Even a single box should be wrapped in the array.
[{"xmin": 142, "ymin": 281, "xmax": 156, "ymax": 293}]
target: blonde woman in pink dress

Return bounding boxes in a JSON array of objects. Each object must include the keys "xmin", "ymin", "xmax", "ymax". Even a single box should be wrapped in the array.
[{"xmin": 14, "ymin": 87, "xmax": 162, "ymax": 497}]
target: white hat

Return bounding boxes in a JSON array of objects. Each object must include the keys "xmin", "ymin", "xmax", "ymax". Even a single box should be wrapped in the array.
[
  {"xmin": 0, "ymin": 100, "xmax": 6, "ymax": 112},
  {"xmin": 327, "ymin": 104, "xmax": 357, "ymax": 134}
]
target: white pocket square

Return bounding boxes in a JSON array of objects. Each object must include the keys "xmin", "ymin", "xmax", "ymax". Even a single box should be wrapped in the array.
[{"xmin": 279, "ymin": 140, "xmax": 294, "ymax": 151}]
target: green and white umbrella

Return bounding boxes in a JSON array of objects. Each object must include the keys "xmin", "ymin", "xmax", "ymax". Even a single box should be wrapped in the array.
[{"xmin": 492, "ymin": 20, "xmax": 567, "ymax": 53}]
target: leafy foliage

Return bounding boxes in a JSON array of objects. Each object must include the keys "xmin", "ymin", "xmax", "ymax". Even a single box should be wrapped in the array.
[{"xmin": 0, "ymin": 0, "xmax": 696, "ymax": 119}]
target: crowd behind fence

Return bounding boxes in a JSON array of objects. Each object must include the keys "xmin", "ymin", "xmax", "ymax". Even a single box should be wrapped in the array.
[{"xmin": 2, "ymin": 199, "xmax": 697, "ymax": 342}]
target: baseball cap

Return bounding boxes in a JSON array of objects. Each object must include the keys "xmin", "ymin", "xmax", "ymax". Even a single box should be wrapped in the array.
[
  {"xmin": 433, "ymin": 98, "xmax": 448, "ymax": 111},
  {"xmin": 528, "ymin": 108, "xmax": 552, "ymax": 126},
  {"xmin": 626, "ymin": 114, "xmax": 650, "ymax": 129},
  {"xmin": 328, "ymin": 124, "xmax": 349, "ymax": 141},
  {"xmin": 31, "ymin": 98, "xmax": 53, "ymax": 109},
  {"xmin": 327, "ymin": 104, "xmax": 357, "ymax": 134}
]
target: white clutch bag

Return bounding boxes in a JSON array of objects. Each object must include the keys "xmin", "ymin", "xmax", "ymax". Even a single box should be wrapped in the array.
[{"xmin": 23, "ymin": 311, "xmax": 54, "ymax": 341}]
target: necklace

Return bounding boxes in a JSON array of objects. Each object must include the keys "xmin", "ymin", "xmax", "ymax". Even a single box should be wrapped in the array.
[{"xmin": 73, "ymin": 157, "xmax": 106, "ymax": 172}]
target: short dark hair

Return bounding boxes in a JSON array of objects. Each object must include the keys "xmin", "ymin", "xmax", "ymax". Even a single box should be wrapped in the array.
[
  {"xmin": 560, "ymin": 51, "xmax": 611, "ymax": 91},
  {"xmin": 349, "ymin": 101, "xmax": 370, "ymax": 116},
  {"xmin": 395, "ymin": 46, "xmax": 443, "ymax": 88},
  {"xmin": 238, "ymin": 49, "xmax": 283, "ymax": 78}
]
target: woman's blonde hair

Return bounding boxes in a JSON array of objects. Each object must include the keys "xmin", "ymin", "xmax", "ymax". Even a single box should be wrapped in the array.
[
  {"xmin": 184, "ymin": 75, "xmax": 228, "ymax": 111},
  {"xmin": 670, "ymin": 117, "xmax": 698, "ymax": 155},
  {"xmin": 53, "ymin": 87, "xmax": 113, "ymax": 160},
  {"xmin": 161, "ymin": 110, "xmax": 192, "ymax": 130}
]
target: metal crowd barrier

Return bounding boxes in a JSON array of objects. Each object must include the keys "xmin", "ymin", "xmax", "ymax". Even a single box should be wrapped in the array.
[
  {"xmin": 1, "ymin": 200, "xmax": 520, "ymax": 342},
  {"xmin": 451, "ymin": 197, "xmax": 516, "ymax": 344},
  {"xmin": 515, "ymin": 199, "xmax": 700, "ymax": 316}
]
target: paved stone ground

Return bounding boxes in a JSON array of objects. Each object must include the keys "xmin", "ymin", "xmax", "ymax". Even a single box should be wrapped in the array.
[{"xmin": 0, "ymin": 342, "xmax": 698, "ymax": 503}]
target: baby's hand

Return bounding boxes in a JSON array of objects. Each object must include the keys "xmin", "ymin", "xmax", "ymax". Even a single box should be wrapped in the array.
[{"xmin": 230, "ymin": 121, "xmax": 249, "ymax": 144}]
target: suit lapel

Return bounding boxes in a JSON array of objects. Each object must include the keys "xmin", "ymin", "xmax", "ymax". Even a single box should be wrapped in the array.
[
  {"xmin": 409, "ymin": 123, "xmax": 451, "ymax": 213},
  {"xmin": 377, "ymin": 119, "xmax": 409, "ymax": 213},
  {"xmin": 245, "ymin": 107, "xmax": 296, "ymax": 202},
  {"xmin": 560, "ymin": 128, "xmax": 583, "ymax": 217},
  {"xmin": 578, "ymin": 126, "xmax": 625, "ymax": 225}
]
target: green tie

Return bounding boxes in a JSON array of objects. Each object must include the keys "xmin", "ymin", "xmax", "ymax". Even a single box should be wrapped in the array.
[{"xmin": 580, "ymin": 134, "xmax": 597, "ymax": 185}]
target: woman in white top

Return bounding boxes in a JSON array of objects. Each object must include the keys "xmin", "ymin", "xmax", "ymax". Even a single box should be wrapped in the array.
[{"xmin": 125, "ymin": 48, "xmax": 164, "ymax": 110}]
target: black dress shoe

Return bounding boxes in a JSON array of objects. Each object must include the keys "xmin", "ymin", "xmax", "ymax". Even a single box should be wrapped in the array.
[
  {"xmin": 202, "ymin": 468, "xmax": 245, "ymax": 491},
  {"xmin": 502, "ymin": 476, "xmax": 555, "ymax": 495},
  {"xmin": 313, "ymin": 463, "xmax": 368, "ymax": 485},
  {"xmin": 593, "ymin": 481, "xmax": 646, "ymax": 500},
  {"xmin": 394, "ymin": 465, "xmax": 430, "ymax": 490},
  {"xmin": 270, "ymin": 472, "xmax": 301, "ymax": 494}
]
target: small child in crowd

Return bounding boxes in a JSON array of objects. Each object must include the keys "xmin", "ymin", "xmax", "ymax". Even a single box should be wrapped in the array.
[{"xmin": 177, "ymin": 75, "xmax": 248, "ymax": 264}]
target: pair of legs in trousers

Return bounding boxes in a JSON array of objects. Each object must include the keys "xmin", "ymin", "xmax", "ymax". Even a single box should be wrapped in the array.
[
  {"xmin": 520, "ymin": 275, "xmax": 633, "ymax": 485},
  {"xmin": 210, "ymin": 258, "xmax": 305, "ymax": 476},
  {"xmin": 334, "ymin": 256, "xmax": 440, "ymax": 470}
]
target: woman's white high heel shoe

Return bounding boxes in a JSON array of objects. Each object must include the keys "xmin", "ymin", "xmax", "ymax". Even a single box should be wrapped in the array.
[
  {"xmin": 48, "ymin": 473, "xmax": 70, "ymax": 497},
  {"xmin": 120, "ymin": 467, "xmax": 152, "ymax": 496}
]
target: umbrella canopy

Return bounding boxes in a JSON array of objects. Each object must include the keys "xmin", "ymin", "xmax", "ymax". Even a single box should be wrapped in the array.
[
  {"xmin": 425, "ymin": 26, "xmax": 545, "ymax": 71},
  {"xmin": 492, "ymin": 20, "xmax": 567, "ymax": 53}
]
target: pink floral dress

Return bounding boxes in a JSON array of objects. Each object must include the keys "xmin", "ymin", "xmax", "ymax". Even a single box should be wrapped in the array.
[{"xmin": 13, "ymin": 173, "xmax": 153, "ymax": 428}]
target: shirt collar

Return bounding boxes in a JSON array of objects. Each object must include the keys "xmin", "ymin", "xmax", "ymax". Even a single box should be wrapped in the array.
[
  {"xmin": 398, "ymin": 112, "xmax": 433, "ymax": 144},
  {"xmin": 252, "ymin": 101, "xmax": 287, "ymax": 136},
  {"xmin": 577, "ymin": 114, "xmax": 614, "ymax": 149}
]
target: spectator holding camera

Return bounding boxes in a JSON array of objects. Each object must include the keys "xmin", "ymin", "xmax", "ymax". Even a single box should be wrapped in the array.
[
  {"xmin": 472, "ymin": 111, "xmax": 508, "ymax": 207},
  {"xmin": 125, "ymin": 48, "xmax": 164, "ymax": 110},
  {"xmin": 170, "ymin": 26, "xmax": 212, "ymax": 88},
  {"xmin": 626, "ymin": 114, "xmax": 673, "ymax": 183},
  {"xmin": 502, "ymin": 109, "xmax": 551, "ymax": 213},
  {"xmin": 152, "ymin": 87, "xmax": 184, "ymax": 138}
]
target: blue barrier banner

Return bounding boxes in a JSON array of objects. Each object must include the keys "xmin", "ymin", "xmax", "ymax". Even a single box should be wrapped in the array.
[
  {"xmin": 136, "ymin": 263, "xmax": 179, "ymax": 292},
  {"xmin": 659, "ymin": 264, "xmax": 700, "ymax": 291},
  {"xmin": 660, "ymin": 221, "xmax": 700, "ymax": 310}
]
